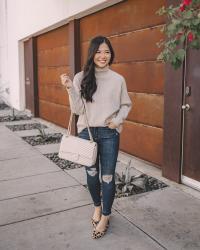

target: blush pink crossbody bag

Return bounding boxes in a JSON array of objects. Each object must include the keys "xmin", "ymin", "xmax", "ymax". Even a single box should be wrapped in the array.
[{"xmin": 59, "ymin": 98, "xmax": 97, "ymax": 167}]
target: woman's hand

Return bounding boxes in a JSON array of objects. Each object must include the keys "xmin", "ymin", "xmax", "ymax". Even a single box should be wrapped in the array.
[
  {"xmin": 106, "ymin": 119, "xmax": 118, "ymax": 129},
  {"xmin": 60, "ymin": 74, "xmax": 73, "ymax": 89}
]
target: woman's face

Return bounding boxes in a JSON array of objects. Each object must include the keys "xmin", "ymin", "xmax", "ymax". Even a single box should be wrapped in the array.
[{"xmin": 94, "ymin": 42, "xmax": 111, "ymax": 68}]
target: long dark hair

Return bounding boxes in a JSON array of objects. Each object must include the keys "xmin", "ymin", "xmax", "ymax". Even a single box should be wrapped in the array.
[{"xmin": 80, "ymin": 36, "xmax": 115, "ymax": 102}]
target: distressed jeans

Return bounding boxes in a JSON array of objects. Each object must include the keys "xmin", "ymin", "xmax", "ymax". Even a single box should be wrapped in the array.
[{"xmin": 78, "ymin": 126, "xmax": 120, "ymax": 216}]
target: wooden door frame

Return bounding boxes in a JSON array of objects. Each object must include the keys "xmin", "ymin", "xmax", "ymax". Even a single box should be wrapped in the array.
[
  {"xmin": 162, "ymin": 0, "xmax": 185, "ymax": 183},
  {"xmin": 162, "ymin": 63, "xmax": 184, "ymax": 183},
  {"xmin": 24, "ymin": 37, "xmax": 39, "ymax": 116},
  {"xmin": 181, "ymin": 49, "xmax": 200, "ymax": 189}
]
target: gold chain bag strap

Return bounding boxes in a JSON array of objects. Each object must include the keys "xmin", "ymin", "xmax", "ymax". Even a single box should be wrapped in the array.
[{"xmin": 59, "ymin": 97, "xmax": 98, "ymax": 167}]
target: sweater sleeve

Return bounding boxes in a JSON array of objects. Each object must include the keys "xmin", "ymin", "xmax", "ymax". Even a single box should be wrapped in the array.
[
  {"xmin": 66, "ymin": 73, "xmax": 84, "ymax": 115},
  {"xmin": 111, "ymin": 77, "xmax": 132, "ymax": 126}
]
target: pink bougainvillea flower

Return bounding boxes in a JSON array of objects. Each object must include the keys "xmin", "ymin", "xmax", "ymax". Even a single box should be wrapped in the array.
[
  {"xmin": 179, "ymin": 0, "xmax": 192, "ymax": 11},
  {"xmin": 179, "ymin": 3, "xmax": 185, "ymax": 11},
  {"xmin": 188, "ymin": 32, "xmax": 194, "ymax": 42},
  {"xmin": 183, "ymin": 0, "xmax": 192, "ymax": 6}
]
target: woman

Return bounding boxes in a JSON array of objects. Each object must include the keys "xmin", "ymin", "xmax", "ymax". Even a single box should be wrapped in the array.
[{"xmin": 60, "ymin": 36, "xmax": 132, "ymax": 239}]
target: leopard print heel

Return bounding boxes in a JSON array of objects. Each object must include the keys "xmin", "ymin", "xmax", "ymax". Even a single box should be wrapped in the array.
[
  {"xmin": 91, "ymin": 218, "xmax": 100, "ymax": 228},
  {"xmin": 92, "ymin": 220, "xmax": 110, "ymax": 239}
]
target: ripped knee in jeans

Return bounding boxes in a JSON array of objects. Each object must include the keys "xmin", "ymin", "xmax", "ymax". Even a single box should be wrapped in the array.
[
  {"xmin": 87, "ymin": 168, "xmax": 98, "ymax": 177},
  {"xmin": 102, "ymin": 175, "xmax": 113, "ymax": 184}
]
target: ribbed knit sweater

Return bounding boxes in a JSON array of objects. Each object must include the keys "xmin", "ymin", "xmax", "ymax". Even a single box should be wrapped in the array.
[{"xmin": 67, "ymin": 66, "xmax": 132, "ymax": 133}]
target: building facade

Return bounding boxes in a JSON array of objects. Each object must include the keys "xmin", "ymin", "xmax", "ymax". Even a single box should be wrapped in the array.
[{"xmin": 0, "ymin": 0, "xmax": 199, "ymax": 191}]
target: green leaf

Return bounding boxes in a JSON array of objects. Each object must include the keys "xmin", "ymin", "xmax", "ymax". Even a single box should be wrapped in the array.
[
  {"xmin": 183, "ymin": 10, "xmax": 193, "ymax": 19},
  {"xmin": 192, "ymin": 19, "xmax": 200, "ymax": 26},
  {"xmin": 189, "ymin": 39, "xmax": 200, "ymax": 49},
  {"xmin": 171, "ymin": 56, "xmax": 182, "ymax": 70},
  {"xmin": 167, "ymin": 23, "xmax": 177, "ymax": 33},
  {"xmin": 180, "ymin": 34, "xmax": 186, "ymax": 43},
  {"xmin": 172, "ymin": 19, "xmax": 181, "ymax": 26},
  {"xmin": 162, "ymin": 49, "xmax": 171, "ymax": 62},
  {"xmin": 192, "ymin": 0, "xmax": 200, "ymax": 5},
  {"xmin": 182, "ymin": 19, "xmax": 192, "ymax": 27},
  {"xmin": 169, "ymin": 49, "xmax": 185, "ymax": 70},
  {"xmin": 176, "ymin": 49, "xmax": 186, "ymax": 61}
]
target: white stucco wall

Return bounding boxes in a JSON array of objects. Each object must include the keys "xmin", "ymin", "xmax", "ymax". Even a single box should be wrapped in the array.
[
  {"xmin": 0, "ymin": 0, "xmax": 9, "ymax": 104},
  {"xmin": 0, "ymin": 0, "xmax": 122, "ymax": 110}
]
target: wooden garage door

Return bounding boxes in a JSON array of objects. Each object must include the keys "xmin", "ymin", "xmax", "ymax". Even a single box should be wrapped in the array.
[
  {"xmin": 37, "ymin": 25, "xmax": 71, "ymax": 127},
  {"xmin": 80, "ymin": 0, "xmax": 165, "ymax": 166}
]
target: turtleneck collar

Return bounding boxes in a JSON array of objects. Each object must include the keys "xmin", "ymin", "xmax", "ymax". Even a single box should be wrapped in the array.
[{"xmin": 95, "ymin": 65, "xmax": 109, "ymax": 73}]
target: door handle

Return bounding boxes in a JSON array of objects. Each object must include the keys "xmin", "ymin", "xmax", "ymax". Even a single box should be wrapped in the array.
[
  {"xmin": 25, "ymin": 77, "xmax": 31, "ymax": 85},
  {"xmin": 182, "ymin": 104, "xmax": 190, "ymax": 111}
]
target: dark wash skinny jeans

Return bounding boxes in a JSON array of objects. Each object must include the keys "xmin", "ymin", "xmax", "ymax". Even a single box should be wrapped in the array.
[{"xmin": 78, "ymin": 126, "xmax": 120, "ymax": 216}]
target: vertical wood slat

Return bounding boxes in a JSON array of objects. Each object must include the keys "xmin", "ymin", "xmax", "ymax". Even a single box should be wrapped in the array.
[
  {"xmin": 33, "ymin": 37, "xmax": 39, "ymax": 117},
  {"xmin": 162, "ymin": 64, "xmax": 183, "ymax": 183},
  {"xmin": 182, "ymin": 49, "xmax": 200, "ymax": 181},
  {"xmin": 69, "ymin": 19, "xmax": 81, "ymax": 135},
  {"xmin": 162, "ymin": 0, "xmax": 183, "ymax": 183}
]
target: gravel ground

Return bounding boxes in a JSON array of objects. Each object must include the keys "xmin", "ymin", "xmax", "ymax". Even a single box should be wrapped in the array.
[
  {"xmin": 6, "ymin": 123, "xmax": 47, "ymax": 131},
  {"xmin": 22, "ymin": 133, "xmax": 62, "ymax": 146},
  {"xmin": 44, "ymin": 153, "xmax": 83, "ymax": 170},
  {"xmin": 0, "ymin": 115, "xmax": 32, "ymax": 122}
]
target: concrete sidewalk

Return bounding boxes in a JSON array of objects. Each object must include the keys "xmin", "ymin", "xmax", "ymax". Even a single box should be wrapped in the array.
[{"xmin": 0, "ymin": 116, "xmax": 200, "ymax": 250}]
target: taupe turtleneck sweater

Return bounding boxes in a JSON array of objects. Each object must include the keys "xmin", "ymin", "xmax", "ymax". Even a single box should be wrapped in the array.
[{"xmin": 67, "ymin": 66, "xmax": 132, "ymax": 133}]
